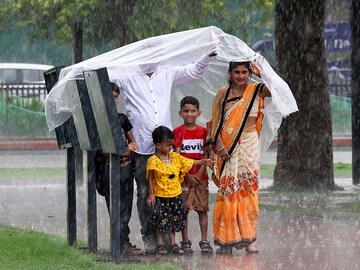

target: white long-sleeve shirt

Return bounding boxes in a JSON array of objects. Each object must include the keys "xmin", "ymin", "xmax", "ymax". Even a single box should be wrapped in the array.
[{"xmin": 113, "ymin": 54, "xmax": 213, "ymax": 154}]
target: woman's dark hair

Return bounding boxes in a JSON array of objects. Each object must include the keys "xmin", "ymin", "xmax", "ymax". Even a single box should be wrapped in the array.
[
  {"xmin": 111, "ymin": 82, "xmax": 120, "ymax": 94},
  {"xmin": 152, "ymin": 126, "xmax": 174, "ymax": 144},
  {"xmin": 180, "ymin": 96, "xmax": 200, "ymax": 110},
  {"xmin": 228, "ymin": 61, "xmax": 251, "ymax": 72}
]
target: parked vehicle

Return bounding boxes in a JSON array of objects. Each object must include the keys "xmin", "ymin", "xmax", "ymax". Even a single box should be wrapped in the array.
[
  {"xmin": 0, "ymin": 63, "xmax": 54, "ymax": 101},
  {"xmin": 0, "ymin": 63, "xmax": 53, "ymax": 83}
]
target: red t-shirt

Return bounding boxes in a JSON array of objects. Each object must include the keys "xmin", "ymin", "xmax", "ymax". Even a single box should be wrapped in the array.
[{"xmin": 173, "ymin": 124, "xmax": 208, "ymax": 180}]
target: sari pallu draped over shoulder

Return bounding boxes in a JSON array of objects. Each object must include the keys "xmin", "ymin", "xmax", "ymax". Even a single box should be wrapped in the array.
[
  {"xmin": 210, "ymin": 83, "xmax": 264, "ymax": 247},
  {"xmin": 210, "ymin": 83, "xmax": 264, "ymax": 187}
]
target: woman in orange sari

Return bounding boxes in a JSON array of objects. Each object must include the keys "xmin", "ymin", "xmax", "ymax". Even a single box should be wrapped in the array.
[{"xmin": 206, "ymin": 61, "xmax": 271, "ymax": 255}]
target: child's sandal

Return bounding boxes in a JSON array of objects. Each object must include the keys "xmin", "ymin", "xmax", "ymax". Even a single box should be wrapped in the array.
[
  {"xmin": 170, "ymin": 244, "xmax": 184, "ymax": 255},
  {"xmin": 155, "ymin": 245, "xmax": 168, "ymax": 255},
  {"xmin": 180, "ymin": 240, "xmax": 194, "ymax": 254},
  {"xmin": 199, "ymin": 240, "xmax": 213, "ymax": 255}
]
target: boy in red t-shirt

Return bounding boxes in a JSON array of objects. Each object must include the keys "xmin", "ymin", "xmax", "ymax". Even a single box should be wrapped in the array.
[{"xmin": 173, "ymin": 96, "xmax": 213, "ymax": 255}]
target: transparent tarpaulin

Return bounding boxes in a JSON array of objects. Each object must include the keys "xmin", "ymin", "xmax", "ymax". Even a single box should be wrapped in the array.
[{"xmin": 44, "ymin": 26, "xmax": 298, "ymax": 153}]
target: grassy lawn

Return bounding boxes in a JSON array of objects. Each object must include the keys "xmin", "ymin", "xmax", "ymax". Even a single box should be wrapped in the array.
[
  {"xmin": 205, "ymin": 162, "xmax": 352, "ymax": 180},
  {"xmin": 0, "ymin": 225, "xmax": 180, "ymax": 270},
  {"xmin": 0, "ymin": 167, "xmax": 66, "ymax": 180},
  {"xmin": 0, "ymin": 162, "xmax": 352, "ymax": 181},
  {"xmin": 259, "ymin": 191, "xmax": 360, "ymax": 220},
  {"xmin": 260, "ymin": 162, "xmax": 352, "ymax": 178}
]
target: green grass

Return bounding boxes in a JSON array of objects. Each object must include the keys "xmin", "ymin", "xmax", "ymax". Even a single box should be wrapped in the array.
[
  {"xmin": 0, "ymin": 225, "xmax": 179, "ymax": 270},
  {"xmin": 260, "ymin": 162, "xmax": 352, "ymax": 178},
  {"xmin": 209, "ymin": 162, "xmax": 352, "ymax": 179},
  {"xmin": 332, "ymin": 162, "xmax": 352, "ymax": 176},
  {"xmin": 337, "ymin": 201, "xmax": 360, "ymax": 212},
  {"xmin": 0, "ymin": 168, "xmax": 66, "ymax": 180},
  {"xmin": 0, "ymin": 162, "xmax": 352, "ymax": 181},
  {"xmin": 259, "ymin": 201, "xmax": 360, "ymax": 220},
  {"xmin": 260, "ymin": 164, "xmax": 275, "ymax": 177},
  {"xmin": 259, "ymin": 191, "xmax": 360, "ymax": 220}
]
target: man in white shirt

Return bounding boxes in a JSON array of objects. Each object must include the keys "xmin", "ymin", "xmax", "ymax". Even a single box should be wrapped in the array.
[{"xmin": 112, "ymin": 50, "xmax": 217, "ymax": 253}]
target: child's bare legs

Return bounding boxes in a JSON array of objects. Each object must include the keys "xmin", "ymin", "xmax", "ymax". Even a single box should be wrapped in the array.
[
  {"xmin": 180, "ymin": 211, "xmax": 193, "ymax": 254},
  {"xmin": 168, "ymin": 231, "xmax": 184, "ymax": 254},
  {"xmin": 181, "ymin": 211, "xmax": 190, "ymax": 241},
  {"xmin": 155, "ymin": 229, "xmax": 164, "ymax": 246},
  {"xmin": 168, "ymin": 231, "xmax": 176, "ymax": 245},
  {"xmin": 155, "ymin": 229, "xmax": 168, "ymax": 255},
  {"xmin": 198, "ymin": 210, "xmax": 213, "ymax": 254},
  {"xmin": 198, "ymin": 211, "xmax": 208, "ymax": 241}
]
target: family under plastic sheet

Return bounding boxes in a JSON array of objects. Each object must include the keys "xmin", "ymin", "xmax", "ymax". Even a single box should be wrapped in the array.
[{"xmin": 44, "ymin": 26, "xmax": 298, "ymax": 256}]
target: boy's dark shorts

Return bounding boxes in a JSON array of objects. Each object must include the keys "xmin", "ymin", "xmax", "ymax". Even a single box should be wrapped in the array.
[{"xmin": 181, "ymin": 180, "xmax": 209, "ymax": 212}]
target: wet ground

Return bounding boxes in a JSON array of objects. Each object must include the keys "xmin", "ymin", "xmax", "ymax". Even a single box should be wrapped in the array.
[{"xmin": 1, "ymin": 149, "xmax": 360, "ymax": 269}]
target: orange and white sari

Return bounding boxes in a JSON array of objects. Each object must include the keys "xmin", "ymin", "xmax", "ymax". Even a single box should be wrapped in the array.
[{"xmin": 208, "ymin": 83, "xmax": 264, "ymax": 247}]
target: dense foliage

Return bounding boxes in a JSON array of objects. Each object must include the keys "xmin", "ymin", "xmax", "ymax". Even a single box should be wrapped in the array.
[{"xmin": 1, "ymin": 0, "xmax": 274, "ymax": 50}]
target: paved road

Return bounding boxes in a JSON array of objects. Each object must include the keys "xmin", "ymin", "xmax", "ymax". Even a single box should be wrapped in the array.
[{"xmin": 1, "ymin": 149, "xmax": 360, "ymax": 269}]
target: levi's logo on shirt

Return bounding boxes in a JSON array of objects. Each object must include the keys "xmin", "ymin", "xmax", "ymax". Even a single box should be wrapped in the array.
[{"xmin": 181, "ymin": 139, "xmax": 204, "ymax": 154}]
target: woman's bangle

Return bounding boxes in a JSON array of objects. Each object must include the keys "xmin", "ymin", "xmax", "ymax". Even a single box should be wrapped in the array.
[{"xmin": 205, "ymin": 140, "xmax": 215, "ymax": 146}]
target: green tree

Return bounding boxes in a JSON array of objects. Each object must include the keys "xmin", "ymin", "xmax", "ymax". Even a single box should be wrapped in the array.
[
  {"xmin": 2, "ymin": 0, "xmax": 274, "ymax": 63},
  {"xmin": 274, "ymin": 0, "xmax": 334, "ymax": 189},
  {"xmin": 6, "ymin": 0, "xmax": 98, "ymax": 63},
  {"xmin": 0, "ymin": 0, "xmax": 14, "ymax": 42},
  {"xmin": 129, "ymin": 0, "xmax": 274, "ymax": 45}
]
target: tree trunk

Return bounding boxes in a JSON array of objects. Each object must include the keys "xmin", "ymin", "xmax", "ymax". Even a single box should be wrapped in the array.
[
  {"xmin": 351, "ymin": 0, "xmax": 360, "ymax": 184},
  {"xmin": 114, "ymin": 0, "xmax": 137, "ymax": 47},
  {"xmin": 274, "ymin": 0, "xmax": 334, "ymax": 189},
  {"xmin": 73, "ymin": 21, "xmax": 83, "ymax": 64}
]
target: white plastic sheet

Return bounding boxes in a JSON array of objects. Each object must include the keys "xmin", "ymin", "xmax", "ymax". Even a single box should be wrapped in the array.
[{"xmin": 44, "ymin": 25, "xmax": 298, "ymax": 153}]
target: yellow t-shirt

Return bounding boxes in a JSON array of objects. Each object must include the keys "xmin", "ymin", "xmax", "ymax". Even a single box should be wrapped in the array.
[{"xmin": 147, "ymin": 152, "xmax": 194, "ymax": 198}]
